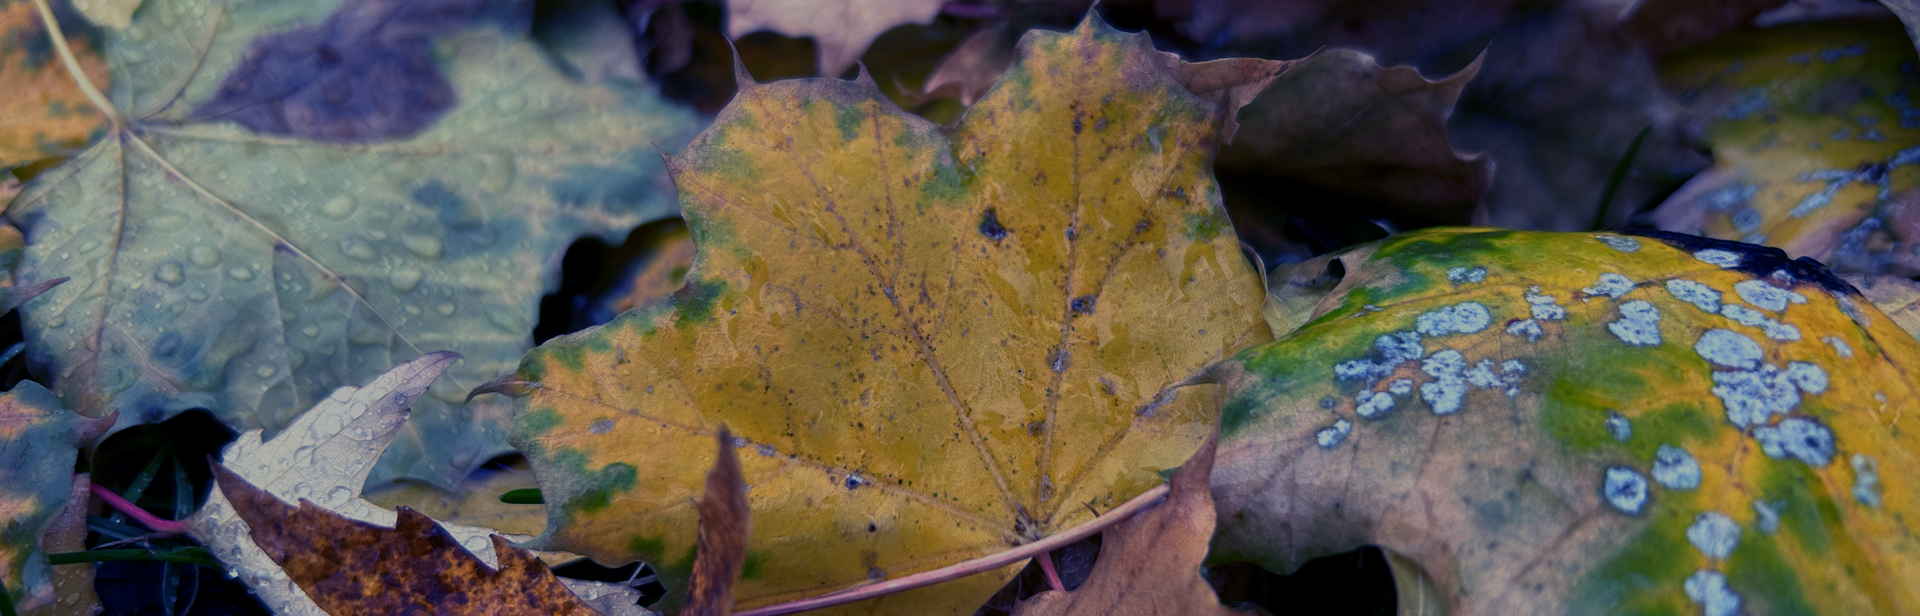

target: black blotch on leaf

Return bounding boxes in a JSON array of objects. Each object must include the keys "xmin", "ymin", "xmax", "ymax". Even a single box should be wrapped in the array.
[
  {"xmin": 1624, "ymin": 229, "xmax": 1860, "ymax": 296},
  {"xmin": 980, "ymin": 208, "xmax": 1008, "ymax": 241},
  {"xmin": 192, "ymin": 0, "xmax": 529, "ymax": 142},
  {"xmin": 1070, "ymin": 294, "xmax": 1097, "ymax": 314}
]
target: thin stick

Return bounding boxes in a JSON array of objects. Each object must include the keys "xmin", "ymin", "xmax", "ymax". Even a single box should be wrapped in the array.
[
  {"xmin": 89, "ymin": 483, "xmax": 189, "ymax": 535},
  {"xmin": 30, "ymin": 0, "xmax": 119, "ymax": 127},
  {"xmin": 734, "ymin": 484, "xmax": 1169, "ymax": 616},
  {"xmin": 1036, "ymin": 551, "xmax": 1065, "ymax": 593}
]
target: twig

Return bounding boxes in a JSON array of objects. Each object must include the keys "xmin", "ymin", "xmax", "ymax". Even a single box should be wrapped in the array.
[
  {"xmin": 89, "ymin": 483, "xmax": 189, "ymax": 535},
  {"xmin": 734, "ymin": 484, "xmax": 1170, "ymax": 616}
]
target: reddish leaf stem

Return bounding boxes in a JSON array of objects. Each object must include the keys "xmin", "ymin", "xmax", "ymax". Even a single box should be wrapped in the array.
[
  {"xmin": 1036, "ymin": 551, "xmax": 1065, "ymax": 593},
  {"xmin": 90, "ymin": 482, "xmax": 189, "ymax": 535},
  {"xmin": 734, "ymin": 483, "xmax": 1170, "ymax": 616}
]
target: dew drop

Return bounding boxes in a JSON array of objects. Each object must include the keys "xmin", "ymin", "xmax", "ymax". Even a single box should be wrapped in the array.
[
  {"xmin": 227, "ymin": 266, "xmax": 254, "ymax": 281},
  {"xmin": 154, "ymin": 262, "xmax": 185, "ymax": 286},
  {"xmin": 254, "ymin": 363, "xmax": 277, "ymax": 378},
  {"xmin": 323, "ymin": 485, "xmax": 353, "ymax": 508},
  {"xmin": 190, "ymin": 246, "xmax": 221, "ymax": 268},
  {"xmin": 321, "ymin": 196, "xmax": 358, "ymax": 219}
]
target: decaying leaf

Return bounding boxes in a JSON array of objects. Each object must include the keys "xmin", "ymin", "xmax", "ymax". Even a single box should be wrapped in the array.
[
  {"xmin": 1217, "ymin": 49, "xmax": 1491, "ymax": 224},
  {"xmin": 1845, "ymin": 273, "xmax": 1920, "ymax": 337},
  {"xmin": 0, "ymin": 382, "xmax": 110, "ymax": 615},
  {"xmin": 1649, "ymin": 19, "xmax": 1920, "ymax": 276},
  {"xmin": 213, "ymin": 463, "xmax": 605, "ymax": 616},
  {"xmin": 187, "ymin": 352, "xmax": 647, "ymax": 616},
  {"xmin": 1205, "ymin": 228, "xmax": 1920, "ymax": 613},
  {"xmin": 1012, "ymin": 435, "xmax": 1241, "ymax": 616},
  {"xmin": 8, "ymin": 0, "xmax": 700, "ymax": 489},
  {"xmin": 726, "ymin": 0, "xmax": 943, "ymax": 77},
  {"xmin": 500, "ymin": 14, "xmax": 1273, "ymax": 613},
  {"xmin": 23, "ymin": 473, "xmax": 98, "ymax": 616},
  {"xmin": 0, "ymin": 0, "xmax": 109, "ymax": 171},
  {"xmin": 922, "ymin": 27, "xmax": 1018, "ymax": 107},
  {"xmin": 683, "ymin": 428, "xmax": 750, "ymax": 616}
]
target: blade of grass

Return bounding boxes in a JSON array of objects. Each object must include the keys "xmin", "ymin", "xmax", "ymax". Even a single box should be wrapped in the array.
[
  {"xmin": 47, "ymin": 548, "xmax": 221, "ymax": 569},
  {"xmin": 1592, "ymin": 125, "xmax": 1653, "ymax": 231},
  {"xmin": 88, "ymin": 515, "xmax": 150, "ymax": 541},
  {"xmin": 111, "ymin": 443, "xmax": 175, "ymax": 526},
  {"xmin": 171, "ymin": 451, "xmax": 192, "ymax": 519},
  {"xmin": 0, "ymin": 577, "xmax": 17, "ymax": 616},
  {"xmin": 499, "ymin": 488, "xmax": 544, "ymax": 504}
]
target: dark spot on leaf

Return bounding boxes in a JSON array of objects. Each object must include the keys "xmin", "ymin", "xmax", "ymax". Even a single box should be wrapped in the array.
[
  {"xmin": 1048, "ymin": 346, "xmax": 1070, "ymax": 373},
  {"xmin": 1070, "ymin": 295, "xmax": 1096, "ymax": 314},
  {"xmin": 979, "ymin": 208, "xmax": 1008, "ymax": 241}
]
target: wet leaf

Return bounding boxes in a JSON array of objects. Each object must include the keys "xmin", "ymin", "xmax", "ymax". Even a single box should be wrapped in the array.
[
  {"xmin": 1218, "ymin": 49, "xmax": 1491, "ymax": 223},
  {"xmin": 186, "ymin": 352, "xmax": 648, "ymax": 616},
  {"xmin": 1650, "ymin": 19, "xmax": 1920, "ymax": 276},
  {"xmin": 1205, "ymin": 228, "xmax": 1920, "ymax": 614},
  {"xmin": 683, "ymin": 428, "xmax": 750, "ymax": 616},
  {"xmin": 726, "ymin": 0, "xmax": 944, "ymax": 77},
  {"xmin": 0, "ymin": 0, "xmax": 109, "ymax": 171},
  {"xmin": 1012, "ymin": 435, "xmax": 1241, "ymax": 616},
  {"xmin": 7, "ymin": 0, "xmax": 700, "ymax": 489},
  {"xmin": 0, "ymin": 382, "xmax": 110, "ymax": 615},
  {"xmin": 212, "ymin": 463, "xmax": 606, "ymax": 616},
  {"xmin": 0, "ymin": 222, "xmax": 64, "ymax": 313},
  {"xmin": 24, "ymin": 474, "xmax": 100, "ymax": 616},
  {"xmin": 68, "ymin": 0, "xmax": 140, "ymax": 30},
  {"xmin": 501, "ymin": 14, "xmax": 1272, "ymax": 613}
]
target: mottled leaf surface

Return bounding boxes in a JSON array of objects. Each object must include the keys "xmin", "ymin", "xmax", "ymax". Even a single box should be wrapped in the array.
[
  {"xmin": 7, "ymin": 0, "xmax": 699, "ymax": 488},
  {"xmin": 506, "ymin": 15, "xmax": 1271, "ymax": 613},
  {"xmin": 0, "ymin": 382, "xmax": 109, "ymax": 614},
  {"xmin": 0, "ymin": 0, "xmax": 108, "ymax": 170},
  {"xmin": 213, "ymin": 464, "xmax": 602, "ymax": 616},
  {"xmin": 1012, "ymin": 436, "xmax": 1241, "ymax": 616},
  {"xmin": 1209, "ymin": 228, "xmax": 1920, "ymax": 614},
  {"xmin": 1651, "ymin": 20, "xmax": 1920, "ymax": 276}
]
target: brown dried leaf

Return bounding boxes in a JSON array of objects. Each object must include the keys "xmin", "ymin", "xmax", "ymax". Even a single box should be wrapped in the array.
[
  {"xmin": 1218, "ymin": 49, "xmax": 1490, "ymax": 222},
  {"xmin": 923, "ymin": 28, "xmax": 1018, "ymax": 106},
  {"xmin": 211, "ymin": 463, "xmax": 601, "ymax": 616},
  {"xmin": 1011, "ymin": 435, "xmax": 1243, "ymax": 616},
  {"xmin": 1845, "ymin": 274, "xmax": 1920, "ymax": 339},
  {"xmin": 683, "ymin": 428, "xmax": 750, "ymax": 616}
]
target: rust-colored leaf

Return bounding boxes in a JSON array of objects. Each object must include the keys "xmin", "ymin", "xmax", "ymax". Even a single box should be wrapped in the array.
[
  {"xmin": 684, "ymin": 428, "xmax": 751, "ymax": 616},
  {"xmin": 1012, "ymin": 434, "xmax": 1243, "ymax": 616},
  {"xmin": 211, "ymin": 463, "xmax": 601, "ymax": 616},
  {"xmin": 0, "ymin": 1, "xmax": 108, "ymax": 171}
]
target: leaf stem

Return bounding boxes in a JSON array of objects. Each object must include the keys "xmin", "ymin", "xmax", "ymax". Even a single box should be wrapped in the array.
[
  {"xmin": 733, "ymin": 483, "xmax": 1170, "ymax": 616},
  {"xmin": 30, "ymin": 0, "xmax": 120, "ymax": 128},
  {"xmin": 90, "ymin": 482, "xmax": 189, "ymax": 535},
  {"xmin": 1036, "ymin": 551, "xmax": 1065, "ymax": 593}
]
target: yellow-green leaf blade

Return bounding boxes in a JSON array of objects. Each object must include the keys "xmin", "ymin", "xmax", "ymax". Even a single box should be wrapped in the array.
[{"xmin": 512, "ymin": 15, "xmax": 1271, "ymax": 612}]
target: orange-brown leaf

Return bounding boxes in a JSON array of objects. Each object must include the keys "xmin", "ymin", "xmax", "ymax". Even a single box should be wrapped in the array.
[
  {"xmin": 211, "ymin": 463, "xmax": 599, "ymax": 616},
  {"xmin": 684, "ymin": 428, "xmax": 752, "ymax": 616},
  {"xmin": 1013, "ymin": 435, "xmax": 1242, "ymax": 616}
]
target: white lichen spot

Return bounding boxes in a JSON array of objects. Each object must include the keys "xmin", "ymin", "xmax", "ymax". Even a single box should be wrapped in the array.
[
  {"xmin": 1712, "ymin": 365, "xmax": 1807, "ymax": 428},
  {"xmin": 1719, "ymin": 303, "xmax": 1801, "ymax": 341},
  {"xmin": 1583, "ymin": 272, "xmax": 1635, "ymax": 299},
  {"xmin": 1388, "ymin": 378, "xmax": 1413, "ymax": 395},
  {"xmin": 1603, "ymin": 467, "xmax": 1650, "ymax": 515},
  {"xmin": 1685, "ymin": 570, "xmax": 1743, "ymax": 616},
  {"xmin": 1694, "ymin": 249, "xmax": 1743, "ymax": 268},
  {"xmin": 1824, "ymin": 336, "xmax": 1854, "ymax": 357},
  {"xmin": 1734, "ymin": 279, "xmax": 1807, "ymax": 312},
  {"xmin": 1416, "ymin": 302, "xmax": 1492, "ymax": 337},
  {"xmin": 1421, "ymin": 350, "xmax": 1468, "ymax": 415},
  {"xmin": 1316, "ymin": 419, "xmax": 1353, "ymax": 448},
  {"xmin": 1754, "ymin": 417, "xmax": 1836, "ymax": 466},
  {"xmin": 1695, "ymin": 329, "xmax": 1762, "ymax": 370},
  {"xmin": 1753, "ymin": 500, "xmax": 1783, "ymax": 533},
  {"xmin": 1665, "ymin": 279, "xmax": 1722, "ymax": 313},
  {"xmin": 1607, "ymin": 300, "xmax": 1662, "ymax": 346},
  {"xmin": 1852, "ymin": 453, "xmax": 1882, "ymax": 508},
  {"xmin": 1506, "ymin": 319, "xmax": 1543, "ymax": 342},
  {"xmin": 1465, "ymin": 359, "xmax": 1527, "ymax": 393},
  {"xmin": 1525, "ymin": 286, "xmax": 1566, "ymax": 321},
  {"xmin": 1653, "ymin": 444, "xmax": 1702, "ymax": 490},
  {"xmin": 1687, "ymin": 511, "xmax": 1742, "ymax": 560},
  {"xmin": 1784, "ymin": 361, "xmax": 1827, "ymax": 393},
  {"xmin": 1605, "ymin": 411, "xmax": 1632, "ymax": 442},
  {"xmin": 1447, "ymin": 266, "xmax": 1488, "ymax": 284},
  {"xmin": 1334, "ymin": 331, "xmax": 1426, "ymax": 384},
  {"xmin": 1357, "ymin": 391, "xmax": 1396, "ymax": 418},
  {"xmin": 1595, "ymin": 235, "xmax": 1641, "ymax": 252}
]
